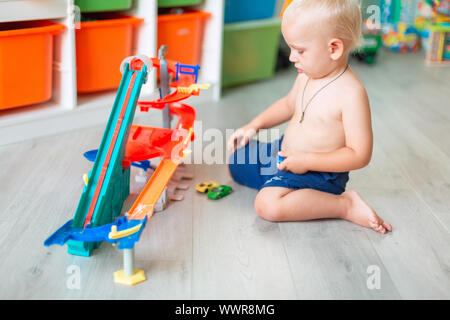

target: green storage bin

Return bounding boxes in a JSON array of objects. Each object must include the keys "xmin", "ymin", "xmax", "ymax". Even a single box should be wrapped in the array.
[
  {"xmin": 222, "ymin": 18, "xmax": 281, "ymax": 87},
  {"xmin": 75, "ymin": 0, "xmax": 133, "ymax": 12},
  {"xmin": 158, "ymin": 0, "xmax": 203, "ymax": 8}
]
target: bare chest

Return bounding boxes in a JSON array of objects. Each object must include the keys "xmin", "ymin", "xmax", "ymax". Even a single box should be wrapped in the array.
[{"xmin": 282, "ymin": 92, "xmax": 346, "ymax": 152}]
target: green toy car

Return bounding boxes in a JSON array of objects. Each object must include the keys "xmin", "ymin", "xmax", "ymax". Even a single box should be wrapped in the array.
[
  {"xmin": 207, "ymin": 185, "xmax": 232, "ymax": 200},
  {"xmin": 352, "ymin": 34, "xmax": 382, "ymax": 64}
]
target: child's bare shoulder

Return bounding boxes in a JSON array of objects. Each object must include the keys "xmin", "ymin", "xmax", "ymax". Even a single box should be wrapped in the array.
[{"xmin": 335, "ymin": 70, "xmax": 369, "ymax": 109}]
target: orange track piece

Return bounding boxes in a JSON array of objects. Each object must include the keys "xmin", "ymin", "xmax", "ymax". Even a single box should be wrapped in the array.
[{"xmin": 127, "ymin": 158, "xmax": 179, "ymax": 220}]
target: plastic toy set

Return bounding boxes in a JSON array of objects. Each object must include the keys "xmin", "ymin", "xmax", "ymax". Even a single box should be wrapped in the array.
[
  {"xmin": 382, "ymin": 22, "xmax": 421, "ymax": 52},
  {"xmin": 380, "ymin": 0, "xmax": 450, "ymax": 65},
  {"xmin": 44, "ymin": 49, "xmax": 210, "ymax": 286},
  {"xmin": 379, "ymin": 0, "xmax": 421, "ymax": 52},
  {"xmin": 417, "ymin": 0, "xmax": 450, "ymax": 64},
  {"xmin": 353, "ymin": 24, "xmax": 383, "ymax": 64}
]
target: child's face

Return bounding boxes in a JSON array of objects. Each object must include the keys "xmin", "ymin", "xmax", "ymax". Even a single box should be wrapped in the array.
[{"xmin": 282, "ymin": 13, "xmax": 337, "ymax": 79}]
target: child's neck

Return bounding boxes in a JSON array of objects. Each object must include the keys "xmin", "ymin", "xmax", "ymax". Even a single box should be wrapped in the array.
[{"xmin": 318, "ymin": 59, "xmax": 349, "ymax": 81}]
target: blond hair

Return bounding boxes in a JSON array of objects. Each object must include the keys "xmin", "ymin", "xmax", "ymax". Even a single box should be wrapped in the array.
[{"xmin": 284, "ymin": 0, "xmax": 362, "ymax": 51}]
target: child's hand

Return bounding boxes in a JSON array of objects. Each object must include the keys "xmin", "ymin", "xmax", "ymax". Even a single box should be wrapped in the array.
[
  {"xmin": 277, "ymin": 150, "xmax": 309, "ymax": 174},
  {"xmin": 227, "ymin": 124, "xmax": 258, "ymax": 153}
]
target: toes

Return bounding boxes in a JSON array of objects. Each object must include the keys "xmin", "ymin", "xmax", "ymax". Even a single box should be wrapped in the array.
[
  {"xmin": 375, "ymin": 224, "xmax": 386, "ymax": 234},
  {"xmin": 382, "ymin": 222, "xmax": 392, "ymax": 232}
]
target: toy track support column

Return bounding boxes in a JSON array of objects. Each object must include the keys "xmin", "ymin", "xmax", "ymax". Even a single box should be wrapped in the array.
[
  {"xmin": 159, "ymin": 45, "xmax": 172, "ymax": 129},
  {"xmin": 156, "ymin": 45, "xmax": 171, "ymax": 212},
  {"xmin": 114, "ymin": 248, "xmax": 146, "ymax": 286}
]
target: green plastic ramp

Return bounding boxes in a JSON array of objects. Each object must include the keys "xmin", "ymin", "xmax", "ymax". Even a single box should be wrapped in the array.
[{"xmin": 67, "ymin": 62, "xmax": 148, "ymax": 257}]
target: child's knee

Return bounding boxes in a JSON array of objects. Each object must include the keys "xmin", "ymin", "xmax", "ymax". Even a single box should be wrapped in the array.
[{"xmin": 254, "ymin": 191, "xmax": 284, "ymax": 222}]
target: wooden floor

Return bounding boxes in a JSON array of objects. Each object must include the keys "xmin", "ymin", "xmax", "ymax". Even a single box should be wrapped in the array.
[{"xmin": 1, "ymin": 51, "xmax": 449, "ymax": 299}]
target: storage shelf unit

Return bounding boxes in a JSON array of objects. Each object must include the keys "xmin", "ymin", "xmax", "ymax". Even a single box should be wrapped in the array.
[
  {"xmin": 0, "ymin": 0, "xmax": 68, "ymax": 23},
  {"xmin": 0, "ymin": 0, "xmax": 224, "ymax": 145}
]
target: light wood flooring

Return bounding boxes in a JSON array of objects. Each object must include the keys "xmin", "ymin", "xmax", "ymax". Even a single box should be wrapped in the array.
[{"xmin": 0, "ymin": 51, "xmax": 449, "ymax": 299}]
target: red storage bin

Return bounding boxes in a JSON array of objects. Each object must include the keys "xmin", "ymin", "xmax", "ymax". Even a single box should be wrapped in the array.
[
  {"xmin": 158, "ymin": 9, "xmax": 211, "ymax": 65},
  {"xmin": 76, "ymin": 13, "xmax": 143, "ymax": 93}
]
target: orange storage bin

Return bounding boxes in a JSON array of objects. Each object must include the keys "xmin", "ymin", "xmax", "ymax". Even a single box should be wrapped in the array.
[
  {"xmin": 76, "ymin": 14, "xmax": 143, "ymax": 93},
  {"xmin": 0, "ymin": 20, "xmax": 64, "ymax": 110},
  {"xmin": 158, "ymin": 9, "xmax": 211, "ymax": 66}
]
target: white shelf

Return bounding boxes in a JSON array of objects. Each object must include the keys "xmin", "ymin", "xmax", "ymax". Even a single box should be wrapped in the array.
[
  {"xmin": 0, "ymin": 0, "xmax": 68, "ymax": 23},
  {"xmin": 0, "ymin": 0, "xmax": 224, "ymax": 145}
]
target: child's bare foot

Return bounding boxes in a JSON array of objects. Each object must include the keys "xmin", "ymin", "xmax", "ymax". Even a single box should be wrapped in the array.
[{"xmin": 342, "ymin": 190, "xmax": 392, "ymax": 234}]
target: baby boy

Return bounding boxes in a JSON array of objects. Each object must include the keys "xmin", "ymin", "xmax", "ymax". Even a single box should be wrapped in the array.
[{"xmin": 227, "ymin": 0, "xmax": 392, "ymax": 234}]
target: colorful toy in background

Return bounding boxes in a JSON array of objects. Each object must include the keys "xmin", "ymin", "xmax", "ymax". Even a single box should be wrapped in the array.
[
  {"xmin": 435, "ymin": 0, "xmax": 450, "ymax": 16},
  {"xmin": 422, "ymin": 0, "xmax": 450, "ymax": 17},
  {"xmin": 382, "ymin": 22, "xmax": 421, "ymax": 52},
  {"xmin": 44, "ymin": 51, "xmax": 210, "ymax": 286},
  {"xmin": 444, "ymin": 33, "xmax": 450, "ymax": 59},
  {"xmin": 381, "ymin": 0, "xmax": 403, "ymax": 24},
  {"xmin": 415, "ymin": 0, "xmax": 450, "ymax": 64},
  {"xmin": 424, "ymin": 22, "xmax": 450, "ymax": 63},
  {"xmin": 380, "ymin": 0, "xmax": 433, "ymax": 24},
  {"xmin": 401, "ymin": 0, "xmax": 420, "ymax": 23},
  {"xmin": 379, "ymin": 1, "xmax": 422, "ymax": 53},
  {"xmin": 353, "ymin": 18, "xmax": 383, "ymax": 64}
]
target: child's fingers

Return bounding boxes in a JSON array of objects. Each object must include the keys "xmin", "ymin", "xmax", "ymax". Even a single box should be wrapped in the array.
[
  {"xmin": 227, "ymin": 138, "xmax": 235, "ymax": 152},
  {"xmin": 227, "ymin": 133, "xmax": 240, "ymax": 152},
  {"xmin": 239, "ymin": 135, "xmax": 248, "ymax": 147},
  {"xmin": 277, "ymin": 161, "xmax": 287, "ymax": 171},
  {"xmin": 279, "ymin": 150, "xmax": 291, "ymax": 157},
  {"xmin": 227, "ymin": 135, "xmax": 246, "ymax": 152}
]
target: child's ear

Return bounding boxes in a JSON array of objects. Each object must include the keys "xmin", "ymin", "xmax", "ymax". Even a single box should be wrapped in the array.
[{"xmin": 328, "ymin": 38, "xmax": 345, "ymax": 60}]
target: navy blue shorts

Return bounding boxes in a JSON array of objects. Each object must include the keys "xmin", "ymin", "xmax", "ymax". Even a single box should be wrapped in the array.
[{"xmin": 228, "ymin": 136, "xmax": 349, "ymax": 195}]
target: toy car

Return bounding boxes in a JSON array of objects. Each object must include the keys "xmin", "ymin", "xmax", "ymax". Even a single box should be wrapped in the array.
[
  {"xmin": 207, "ymin": 185, "xmax": 232, "ymax": 200},
  {"xmin": 352, "ymin": 34, "xmax": 382, "ymax": 64},
  {"xmin": 196, "ymin": 181, "xmax": 220, "ymax": 193}
]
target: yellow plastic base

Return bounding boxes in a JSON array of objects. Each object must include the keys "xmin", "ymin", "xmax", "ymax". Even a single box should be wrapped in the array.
[{"xmin": 113, "ymin": 269, "xmax": 146, "ymax": 286}]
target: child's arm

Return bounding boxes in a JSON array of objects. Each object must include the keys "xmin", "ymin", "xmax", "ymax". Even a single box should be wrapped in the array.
[
  {"xmin": 278, "ymin": 87, "xmax": 373, "ymax": 173},
  {"xmin": 227, "ymin": 76, "xmax": 301, "ymax": 152}
]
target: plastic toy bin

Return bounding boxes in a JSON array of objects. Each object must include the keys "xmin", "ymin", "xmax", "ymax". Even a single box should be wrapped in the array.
[
  {"xmin": 76, "ymin": 14, "xmax": 143, "ymax": 93},
  {"xmin": 75, "ymin": 0, "xmax": 133, "ymax": 12},
  {"xmin": 225, "ymin": 0, "xmax": 277, "ymax": 23},
  {"xmin": 0, "ymin": 21, "xmax": 64, "ymax": 110},
  {"xmin": 158, "ymin": 0, "xmax": 203, "ymax": 7},
  {"xmin": 158, "ymin": 9, "xmax": 211, "ymax": 66},
  {"xmin": 222, "ymin": 18, "xmax": 281, "ymax": 87}
]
